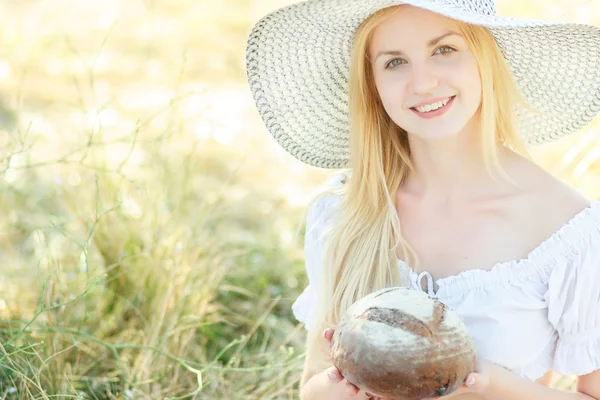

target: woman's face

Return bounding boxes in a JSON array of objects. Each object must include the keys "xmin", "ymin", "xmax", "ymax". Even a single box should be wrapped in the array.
[{"xmin": 369, "ymin": 6, "xmax": 482, "ymax": 141}]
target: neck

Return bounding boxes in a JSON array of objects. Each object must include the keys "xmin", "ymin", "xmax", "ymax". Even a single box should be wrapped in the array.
[{"xmin": 402, "ymin": 122, "xmax": 512, "ymax": 204}]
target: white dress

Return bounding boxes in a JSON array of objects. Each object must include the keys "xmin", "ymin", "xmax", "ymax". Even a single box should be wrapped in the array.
[{"xmin": 292, "ymin": 172, "xmax": 600, "ymax": 381}]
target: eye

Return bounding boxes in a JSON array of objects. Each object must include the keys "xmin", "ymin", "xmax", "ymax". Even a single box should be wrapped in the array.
[
  {"xmin": 385, "ymin": 58, "xmax": 407, "ymax": 69},
  {"xmin": 435, "ymin": 45, "xmax": 455, "ymax": 55}
]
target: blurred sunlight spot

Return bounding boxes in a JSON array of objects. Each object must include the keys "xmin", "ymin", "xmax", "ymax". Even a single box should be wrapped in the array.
[
  {"xmin": 4, "ymin": 168, "xmax": 18, "ymax": 183},
  {"xmin": 21, "ymin": 112, "xmax": 57, "ymax": 137},
  {"xmin": 290, "ymin": 161, "xmax": 306, "ymax": 176},
  {"xmin": 120, "ymin": 88, "xmax": 175, "ymax": 110},
  {"xmin": 96, "ymin": 9, "xmax": 117, "ymax": 30},
  {"xmin": 106, "ymin": 145, "xmax": 145, "ymax": 168},
  {"xmin": 228, "ymin": 186, "xmax": 248, "ymax": 201},
  {"xmin": 194, "ymin": 87, "xmax": 248, "ymax": 144},
  {"xmin": 93, "ymin": 52, "xmax": 112, "ymax": 73},
  {"xmin": 79, "ymin": 251, "xmax": 87, "ymax": 273},
  {"xmin": 546, "ymin": 4, "xmax": 567, "ymax": 18},
  {"xmin": 146, "ymin": 60, "xmax": 163, "ymax": 78},
  {"xmin": 212, "ymin": 126, "xmax": 234, "ymax": 145},
  {"xmin": 0, "ymin": 61, "xmax": 11, "ymax": 79},
  {"xmin": 556, "ymin": 129, "xmax": 597, "ymax": 171},
  {"xmin": 210, "ymin": 88, "xmax": 246, "ymax": 120},
  {"xmin": 70, "ymin": 59, "xmax": 87, "ymax": 75},
  {"xmin": 122, "ymin": 196, "xmax": 142, "ymax": 219},
  {"xmin": 86, "ymin": 108, "xmax": 118, "ymax": 128},
  {"xmin": 280, "ymin": 229, "xmax": 293, "ymax": 246},
  {"xmin": 575, "ymin": 3, "xmax": 594, "ymax": 22},
  {"xmin": 280, "ymin": 183, "xmax": 312, "ymax": 207},
  {"xmin": 573, "ymin": 142, "xmax": 600, "ymax": 177},
  {"xmin": 46, "ymin": 60, "xmax": 64, "ymax": 76},
  {"xmin": 287, "ymin": 277, "xmax": 298, "ymax": 289},
  {"xmin": 0, "ymin": 299, "xmax": 6, "ymax": 309},
  {"xmin": 68, "ymin": 171, "xmax": 82, "ymax": 186},
  {"xmin": 266, "ymin": 314, "xmax": 278, "ymax": 326},
  {"xmin": 259, "ymin": 200, "xmax": 273, "ymax": 215},
  {"xmin": 4, "ymin": 152, "xmax": 27, "ymax": 182},
  {"xmin": 194, "ymin": 120, "xmax": 212, "ymax": 139},
  {"xmin": 99, "ymin": 108, "xmax": 119, "ymax": 127},
  {"xmin": 29, "ymin": 228, "xmax": 49, "ymax": 270}
]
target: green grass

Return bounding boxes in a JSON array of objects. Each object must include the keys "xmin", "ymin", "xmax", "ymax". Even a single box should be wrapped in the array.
[
  {"xmin": 0, "ymin": 0, "xmax": 598, "ymax": 398},
  {"xmin": 0, "ymin": 118, "xmax": 311, "ymax": 398}
]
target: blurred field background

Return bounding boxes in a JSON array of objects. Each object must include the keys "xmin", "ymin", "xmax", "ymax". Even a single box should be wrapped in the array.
[{"xmin": 0, "ymin": 0, "xmax": 598, "ymax": 398}]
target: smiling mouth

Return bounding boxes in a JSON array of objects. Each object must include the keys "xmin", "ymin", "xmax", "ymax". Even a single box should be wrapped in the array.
[
  {"xmin": 409, "ymin": 95, "xmax": 456, "ymax": 119},
  {"xmin": 410, "ymin": 96, "xmax": 455, "ymax": 113}
]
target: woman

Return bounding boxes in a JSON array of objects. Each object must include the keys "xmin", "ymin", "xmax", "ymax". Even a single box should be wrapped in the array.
[{"xmin": 246, "ymin": 1, "xmax": 600, "ymax": 399}]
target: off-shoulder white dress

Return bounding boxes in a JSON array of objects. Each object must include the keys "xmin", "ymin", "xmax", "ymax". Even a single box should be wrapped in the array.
[{"xmin": 292, "ymin": 172, "xmax": 600, "ymax": 381}]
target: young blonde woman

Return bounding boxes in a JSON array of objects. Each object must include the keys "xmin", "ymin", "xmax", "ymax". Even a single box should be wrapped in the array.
[{"xmin": 246, "ymin": 1, "xmax": 600, "ymax": 399}]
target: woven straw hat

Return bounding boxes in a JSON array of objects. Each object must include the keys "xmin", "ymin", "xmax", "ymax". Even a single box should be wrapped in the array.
[{"xmin": 245, "ymin": 0, "xmax": 600, "ymax": 169}]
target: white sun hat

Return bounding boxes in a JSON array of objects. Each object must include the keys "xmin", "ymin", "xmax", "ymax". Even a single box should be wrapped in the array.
[{"xmin": 245, "ymin": 0, "xmax": 600, "ymax": 169}]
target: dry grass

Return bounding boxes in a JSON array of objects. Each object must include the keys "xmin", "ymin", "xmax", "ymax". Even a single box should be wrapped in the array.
[{"xmin": 0, "ymin": 0, "xmax": 598, "ymax": 398}]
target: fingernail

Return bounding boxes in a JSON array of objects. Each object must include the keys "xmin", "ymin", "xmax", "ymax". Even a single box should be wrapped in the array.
[
  {"xmin": 327, "ymin": 369, "xmax": 338, "ymax": 381},
  {"xmin": 466, "ymin": 374, "xmax": 476, "ymax": 386}
]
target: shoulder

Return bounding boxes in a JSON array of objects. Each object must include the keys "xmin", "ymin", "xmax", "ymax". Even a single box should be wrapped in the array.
[
  {"xmin": 305, "ymin": 171, "xmax": 348, "ymax": 230},
  {"xmin": 509, "ymin": 154, "xmax": 594, "ymax": 239}
]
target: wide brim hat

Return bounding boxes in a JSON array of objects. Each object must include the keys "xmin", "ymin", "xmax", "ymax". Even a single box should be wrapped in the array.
[{"xmin": 245, "ymin": 0, "xmax": 600, "ymax": 169}]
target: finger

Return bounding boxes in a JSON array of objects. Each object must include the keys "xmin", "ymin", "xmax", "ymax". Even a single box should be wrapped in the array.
[
  {"xmin": 345, "ymin": 381, "xmax": 360, "ymax": 396},
  {"xmin": 326, "ymin": 366, "xmax": 343, "ymax": 383},
  {"xmin": 323, "ymin": 328, "xmax": 335, "ymax": 345},
  {"xmin": 463, "ymin": 372, "xmax": 482, "ymax": 391},
  {"xmin": 465, "ymin": 373, "xmax": 476, "ymax": 386}
]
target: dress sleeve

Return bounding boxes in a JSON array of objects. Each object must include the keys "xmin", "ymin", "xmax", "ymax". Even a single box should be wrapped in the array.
[
  {"xmin": 291, "ymin": 172, "xmax": 346, "ymax": 331},
  {"xmin": 545, "ymin": 215, "xmax": 600, "ymax": 376}
]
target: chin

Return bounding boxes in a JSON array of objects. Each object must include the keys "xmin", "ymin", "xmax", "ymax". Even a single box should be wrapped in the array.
[
  {"xmin": 400, "ymin": 116, "xmax": 472, "ymax": 140},
  {"xmin": 406, "ymin": 126, "xmax": 466, "ymax": 141},
  {"xmin": 417, "ymin": 131, "xmax": 463, "ymax": 141}
]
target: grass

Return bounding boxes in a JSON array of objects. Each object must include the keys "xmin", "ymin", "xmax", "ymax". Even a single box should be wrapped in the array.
[{"xmin": 0, "ymin": 0, "xmax": 598, "ymax": 398}]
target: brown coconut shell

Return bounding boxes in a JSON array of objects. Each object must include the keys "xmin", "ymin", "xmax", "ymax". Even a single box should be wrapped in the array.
[{"xmin": 330, "ymin": 287, "xmax": 476, "ymax": 399}]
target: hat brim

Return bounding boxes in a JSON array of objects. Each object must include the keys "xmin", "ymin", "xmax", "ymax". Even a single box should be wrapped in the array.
[{"xmin": 246, "ymin": 0, "xmax": 600, "ymax": 168}]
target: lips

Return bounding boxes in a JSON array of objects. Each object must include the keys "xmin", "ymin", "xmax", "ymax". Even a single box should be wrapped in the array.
[
  {"xmin": 410, "ymin": 96, "xmax": 455, "ymax": 112},
  {"xmin": 409, "ymin": 95, "xmax": 456, "ymax": 119}
]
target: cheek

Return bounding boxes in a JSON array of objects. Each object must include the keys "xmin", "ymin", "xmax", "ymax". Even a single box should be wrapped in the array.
[
  {"xmin": 375, "ymin": 75, "xmax": 408, "ymax": 112},
  {"xmin": 452, "ymin": 55, "xmax": 482, "ymax": 100}
]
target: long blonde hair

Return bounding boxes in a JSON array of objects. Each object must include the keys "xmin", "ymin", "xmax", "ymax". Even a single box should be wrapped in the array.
[{"xmin": 303, "ymin": 5, "xmax": 533, "ymax": 371}]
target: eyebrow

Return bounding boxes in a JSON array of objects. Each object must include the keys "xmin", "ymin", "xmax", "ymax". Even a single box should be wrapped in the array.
[{"xmin": 373, "ymin": 31, "xmax": 461, "ymax": 61}]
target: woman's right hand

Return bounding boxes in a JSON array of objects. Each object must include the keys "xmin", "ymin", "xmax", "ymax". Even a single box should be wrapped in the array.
[
  {"xmin": 324, "ymin": 364, "xmax": 372, "ymax": 398},
  {"xmin": 323, "ymin": 329, "xmax": 391, "ymax": 400}
]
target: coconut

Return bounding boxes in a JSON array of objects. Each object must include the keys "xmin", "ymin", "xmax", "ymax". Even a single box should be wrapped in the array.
[{"xmin": 330, "ymin": 287, "xmax": 476, "ymax": 399}]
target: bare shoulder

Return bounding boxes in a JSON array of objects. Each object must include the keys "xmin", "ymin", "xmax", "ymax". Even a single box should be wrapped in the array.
[{"xmin": 508, "ymin": 154, "xmax": 592, "ymax": 232}]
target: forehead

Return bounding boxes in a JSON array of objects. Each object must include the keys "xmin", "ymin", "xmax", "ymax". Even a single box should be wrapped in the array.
[{"xmin": 369, "ymin": 6, "xmax": 460, "ymax": 53}]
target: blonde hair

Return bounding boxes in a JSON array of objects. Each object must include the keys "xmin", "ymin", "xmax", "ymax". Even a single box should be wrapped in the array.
[{"xmin": 302, "ymin": 5, "xmax": 533, "ymax": 372}]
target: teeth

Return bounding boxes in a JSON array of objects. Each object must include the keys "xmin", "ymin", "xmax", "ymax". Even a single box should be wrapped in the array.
[{"xmin": 415, "ymin": 97, "xmax": 451, "ymax": 113}]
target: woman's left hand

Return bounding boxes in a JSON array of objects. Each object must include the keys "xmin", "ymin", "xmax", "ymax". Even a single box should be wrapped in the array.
[{"xmin": 431, "ymin": 360, "xmax": 494, "ymax": 399}]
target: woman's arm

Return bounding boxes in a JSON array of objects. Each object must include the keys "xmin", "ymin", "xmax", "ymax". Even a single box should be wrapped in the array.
[
  {"xmin": 577, "ymin": 370, "xmax": 600, "ymax": 400},
  {"xmin": 466, "ymin": 362, "xmax": 600, "ymax": 400}
]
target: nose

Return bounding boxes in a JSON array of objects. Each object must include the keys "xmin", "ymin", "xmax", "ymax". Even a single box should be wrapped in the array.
[{"xmin": 409, "ymin": 64, "xmax": 439, "ymax": 95}]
